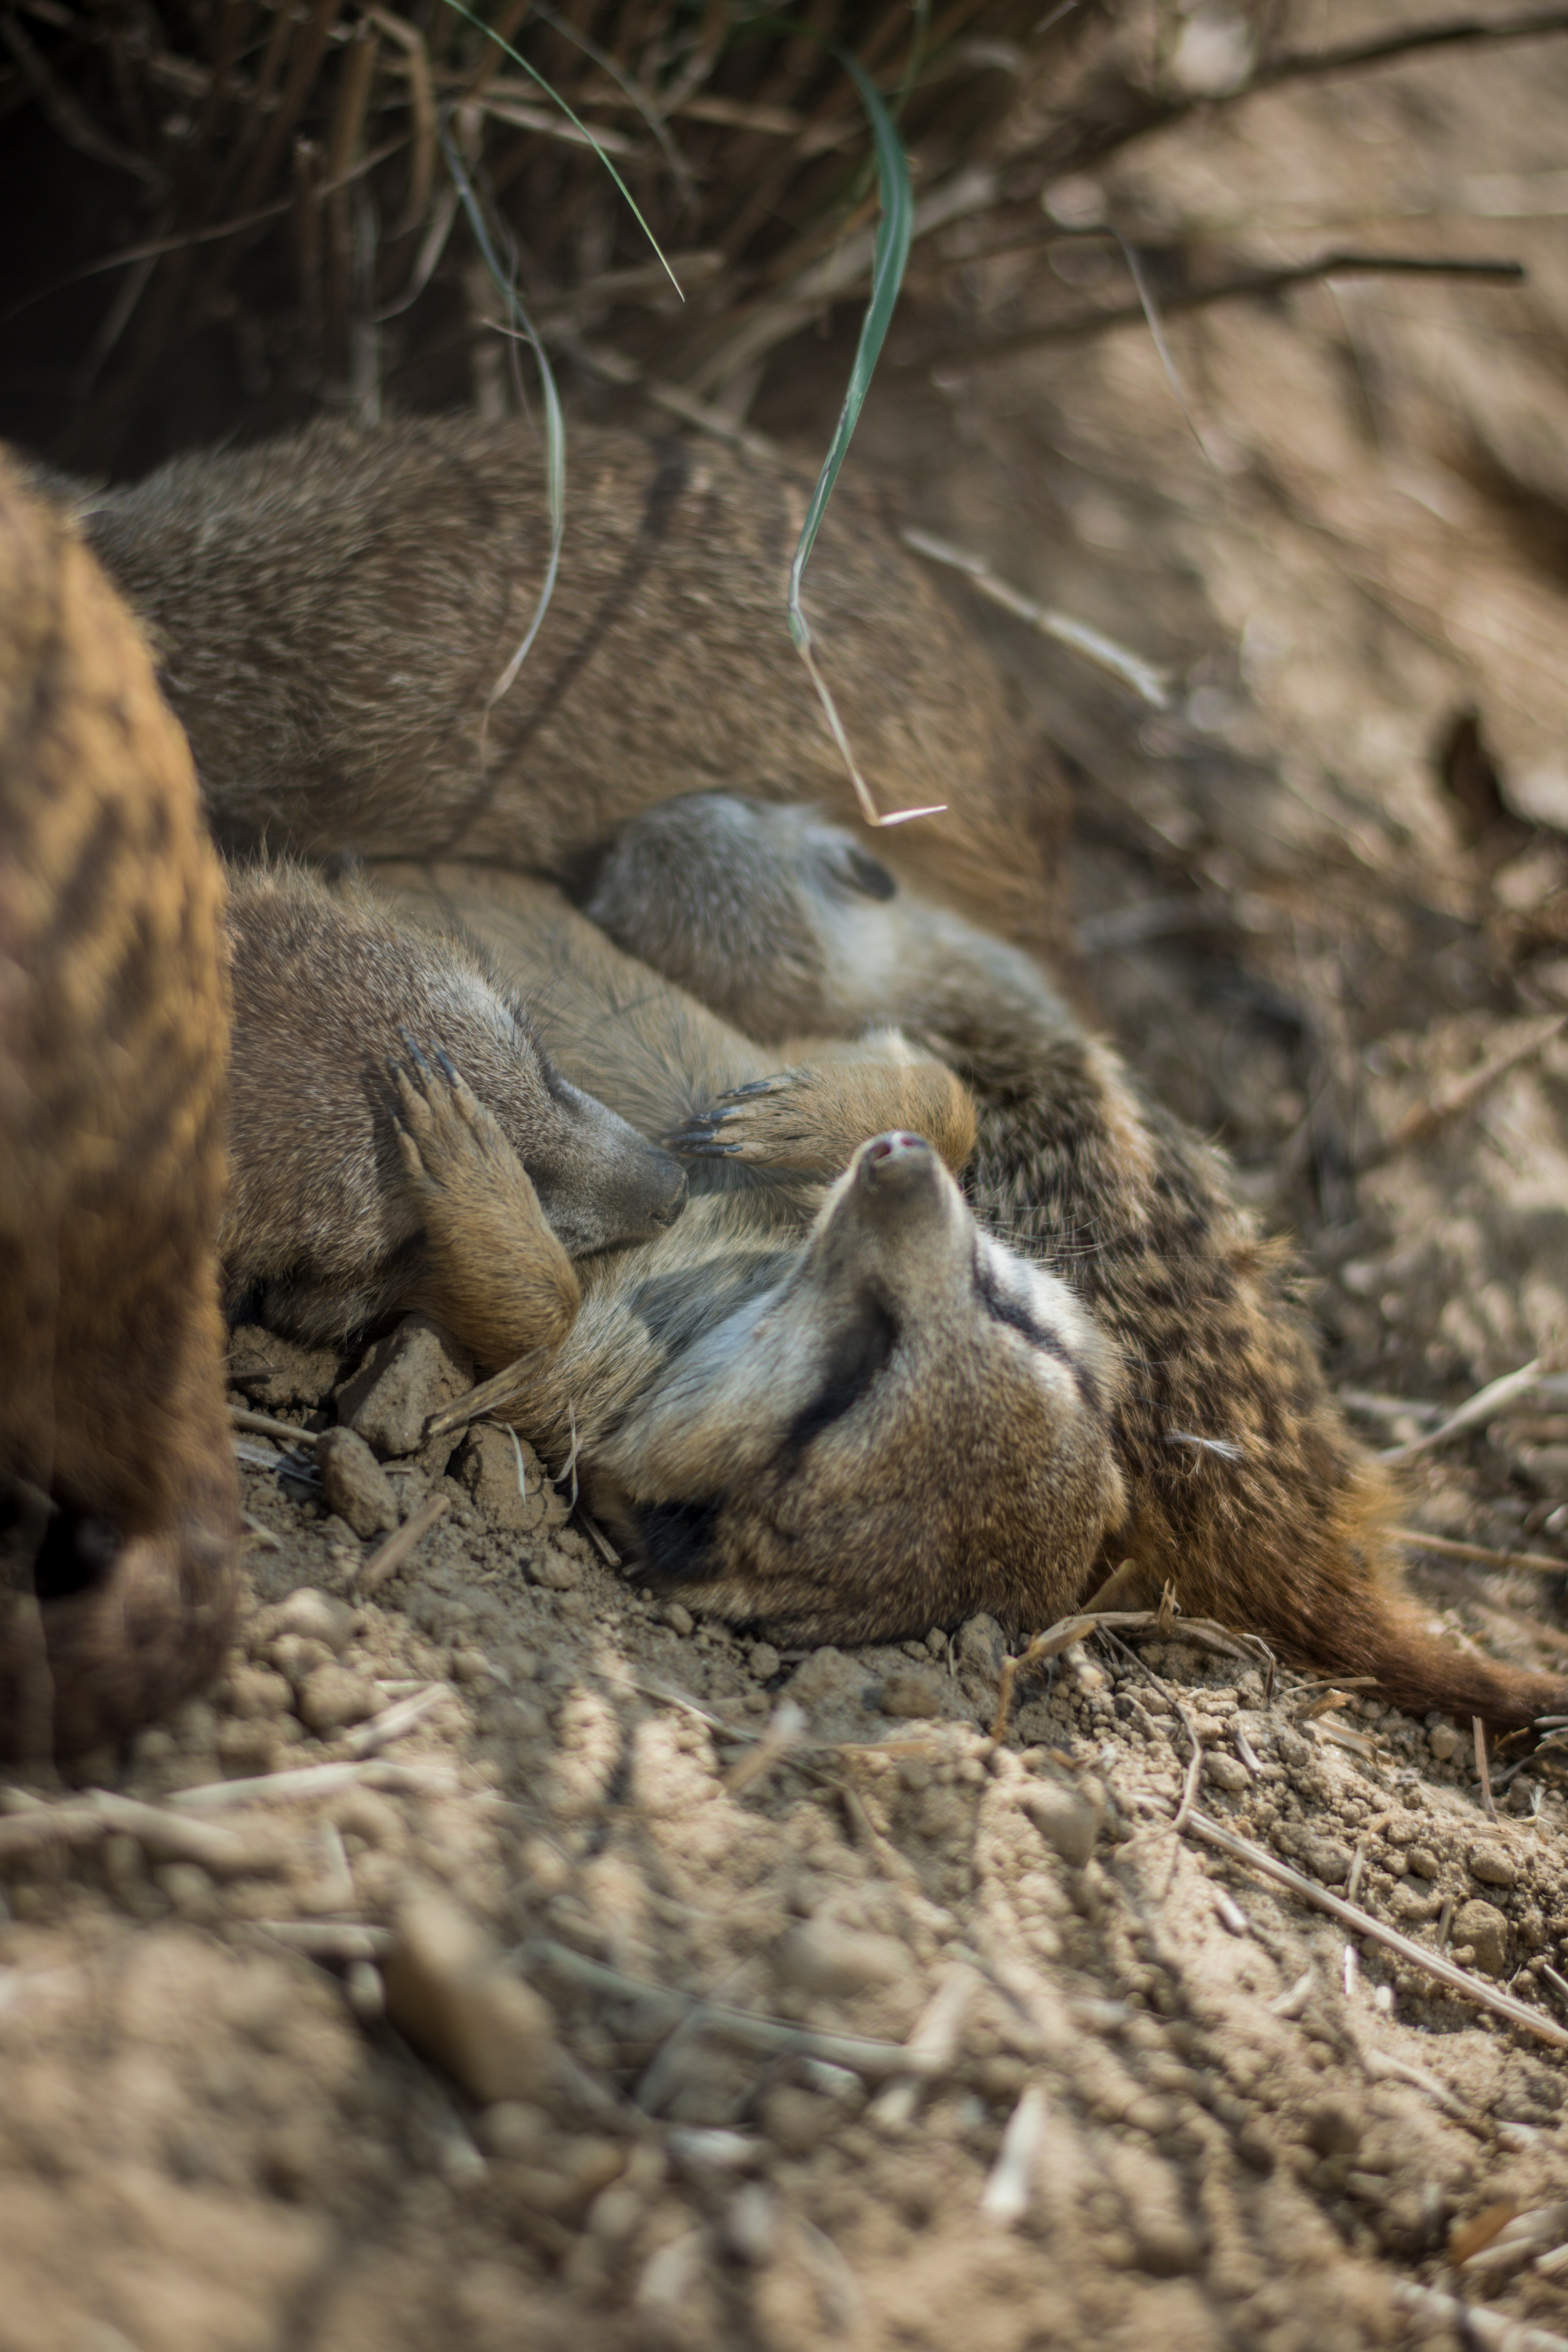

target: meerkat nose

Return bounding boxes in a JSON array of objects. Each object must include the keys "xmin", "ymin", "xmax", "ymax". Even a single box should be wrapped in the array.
[{"xmin": 858, "ymin": 1131, "xmax": 935, "ymax": 1187}]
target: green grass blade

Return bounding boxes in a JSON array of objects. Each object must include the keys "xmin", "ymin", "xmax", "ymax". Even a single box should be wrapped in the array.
[
  {"xmin": 441, "ymin": 129, "xmax": 565, "ymax": 704},
  {"xmin": 786, "ymin": 51, "xmax": 937, "ymax": 826},
  {"xmin": 439, "ymin": 0, "xmax": 683, "ymax": 297}
]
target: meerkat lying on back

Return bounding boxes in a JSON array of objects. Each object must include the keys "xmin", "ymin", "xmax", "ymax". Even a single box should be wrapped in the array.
[
  {"xmin": 577, "ymin": 796, "xmax": 1567, "ymax": 1733},
  {"xmin": 74, "ymin": 417, "xmax": 1071, "ymax": 957},
  {"xmin": 357, "ymin": 857, "xmax": 1129, "ymax": 1641}
]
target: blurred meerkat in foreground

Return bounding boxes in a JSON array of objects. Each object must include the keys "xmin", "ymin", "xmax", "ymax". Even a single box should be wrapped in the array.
[
  {"xmin": 0, "ymin": 457, "xmax": 237, "ymax": 1757},
  {"xmin": 75, "ymin": 416, "xmax": 1072, "ymax": 956}
]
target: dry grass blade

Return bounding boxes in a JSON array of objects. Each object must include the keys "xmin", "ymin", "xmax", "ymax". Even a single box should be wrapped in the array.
[
  {"xmin": 1475, "ymin": 1716, "xmax": 1501, "ymax": 1824},
  {"xmin": 899, "ymin": 527, "xmax": 1170, "ymax": 704},
  {"xmin": 355, "ymin": 1491, "xmax": 451, "ymax": 1594},
  {"xmin": 993, "ymin": 1606, "xmax": 1267, "ymax": 1738},
  {"xmin": 170, "ymin": 1759, "xmax": 459, "ymax": 1809},
  {"xmin": 1181, "ymin": 1809, "xmax": 1568, "ymax": 2050},
  {"xmin": 1391, "ymin": 2280, "xmax": 1568, "ymax": 2352},
  {"xmin": 229, "ymin": 1405, "xmax": 320, "ymax": 1448},
  {"xmin": 523, "ymin": 1940, "xmax": 947, "ymax": 2080},
  {"xmin": 422, "ymin": 1345, "xmax": 550, "ymax": 1442}
]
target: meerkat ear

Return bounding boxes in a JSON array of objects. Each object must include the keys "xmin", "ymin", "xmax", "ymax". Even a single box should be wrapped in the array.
[{"xmin": 633, "ymin": 1497, "xmax": 722, "ymax": 1584}]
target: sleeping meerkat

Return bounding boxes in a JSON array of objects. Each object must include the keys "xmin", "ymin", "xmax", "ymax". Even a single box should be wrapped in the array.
[
  {"xmin": 221, "ymin": 859, "xmax": 687, "ymax": 1355},
  {"xmin": 73, "ymin": 417, "xmax": 1072, "ymax": 957},
  {"xmin": 575, "ymin": 793, "xmax": 1568, "ymax": 1734}
]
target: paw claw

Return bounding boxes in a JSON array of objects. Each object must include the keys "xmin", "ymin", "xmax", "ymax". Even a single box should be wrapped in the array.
[{"xmin": 434, "ymin": 1045, "xmax": 459, "ymax": 1085}]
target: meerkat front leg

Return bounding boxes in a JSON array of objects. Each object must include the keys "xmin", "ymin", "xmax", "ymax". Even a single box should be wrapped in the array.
[
  {"xmin": 667, "ymin": 1031, "xmax": 976, "ymax": 1176},
  {"xmin": 391, "ymin": 1042, "xmax": 582, "ymax": 1367}
]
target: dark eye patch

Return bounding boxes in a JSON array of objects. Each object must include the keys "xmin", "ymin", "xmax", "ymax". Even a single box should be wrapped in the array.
[
  {"xmin": 823, "ymin": 844, "xmax": 898, "ymax": 902},
  {"xmin": 786, "ymin": 1298, "xmax": 898, "ymax": 1456},
  {"xmin": 974, "ymin": 1255, "xmax": 1066, "ymax": 1358}
]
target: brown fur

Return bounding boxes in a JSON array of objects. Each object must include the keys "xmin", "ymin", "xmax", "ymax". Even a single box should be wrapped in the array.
[
  {"xmin": 368, "ymin": 861, "xmax": 1126, "ymax": 1644},
  {"xmin": 583, "ymin": 795, "xmax": 1568, "ymax": 1733},
  {"xmin": 221, "ymin": 860, "xmax": 686, "ymax": 1354},
  {"xmin": 77, "ymin": 418, "xmax": 1071, "ymax": 957},
  {"xmin": 0, "ymin": 457, "xmax": 237, "ymax": 1758}
]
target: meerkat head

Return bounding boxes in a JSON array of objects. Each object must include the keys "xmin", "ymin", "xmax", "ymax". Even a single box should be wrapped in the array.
[
  {"xmin": 585, "ymin": 1131, "xmax": 1125, "ymax": 1644},
  {"xmin": 583, "ymin": 793, "xmax": 899, "ymax": 1043},
  {"xmin": 584, "ymin": 791, "xmax": 1056, "ymax": 1054}
]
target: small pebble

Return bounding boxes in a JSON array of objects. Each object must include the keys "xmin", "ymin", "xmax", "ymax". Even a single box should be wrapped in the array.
[
  {"xmin": 1468, "ymin": 1843, "xmax": 1517, "ymax": 1890},
  {"xmin": 878, "ymin": 1668, "xmax": 942, "ymax": 1719},
  {"xmin": 383, "ymin": 1896, "xmax": 557, "ymax": 2105},
  {"xmin": 296, "ymin": 1664, "xmax": 380, "ymax": 1736},
  {"xmin": 1452, "ymin": 1899, "xmax": 1509, "ymax": 1977},
  {"xmin": 316, "ymin": 1428, "xmax": 399, "ymax": 1539}
]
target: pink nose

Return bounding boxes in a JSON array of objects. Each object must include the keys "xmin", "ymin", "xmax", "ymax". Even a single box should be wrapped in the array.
[{"xmin": 865, "ymin": 1132, "xmax": 927, "ymax": 1162}]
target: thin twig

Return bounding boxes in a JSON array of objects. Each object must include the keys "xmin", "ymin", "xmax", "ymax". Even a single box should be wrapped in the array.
[
  {"xmin": 354, "ymin": 1492, "xmax": 451, "ymax": 1594},
  {"xmin": 1365, "ymin": 1015, "xmax": 1566, "ymax": 1167},
  {"xmin": 1257, "ymin": 8, "xmax": 1568, "ymax": 90},
  {"xmin": 1382, "ymin": 1357, "xmax": 1560, "ymax": 1464},
  {"xmin": 1393, "ymin": 1527, "xmax": 1568, "ymax": 1575},
  {"xmin": 1170, "ymin": 1704, "xmax": 1205, "ymax": 1834},
  {"xmin": 1180, "ymin": 1809, "xmax": 1568, "ymax": 2049},
  {"xmin": 928, "ymin": 250, "xmax": 1526, "ymax": 367}
]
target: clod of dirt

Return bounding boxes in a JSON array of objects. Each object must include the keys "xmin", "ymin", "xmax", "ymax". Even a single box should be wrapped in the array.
[
  {"xmin": 1451, "ymin": 1899, "xmax": 1511, "ymax": 1977},
  {"xmin": 1469, "ymin": 1843, "xmax": 1519, "ymax": 1890},
  {"xmin": 338, "ymin": 1314, "xmax": 474, "ymax": 1457},
  {"xmin": 1022, "ymin": 1779, "xmax": 1101, "ymax": 1867},
  {"xmin": 228, "ymin": 1323, "xmax": 341, "ymax": 1409},
  {"xmin": 771, "ymin": 1917, "xmax": 909, "ymax": 1998},
  {"xmin": 878, "ymin": 1668, "xmax": 944, "ymax": 1719},
  {"xmin": 259, "ymin": 1586, "xmax": 359, "ymax": 1655},
  {"xmin": 316, "ymin": 1426, "xmax": 399, "ymax": 1537},
  {"xmin": 294, "ymin": 1663, "xmax": 380, "ymax": 1737},
  {"xmin": 456, "ymin": 1425, "xmax": 568, "ymax": 1537},
  {"xmin": 382, "ymin": 1895, "xmax": 558, "ymax": 2106}
]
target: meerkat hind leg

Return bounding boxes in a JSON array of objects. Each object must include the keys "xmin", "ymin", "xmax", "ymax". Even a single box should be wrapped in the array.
[
  {"xmin": 392, "ymin": 1044, "xmax": 581, "ymax": 1367},
  {"xmin": 668, "ymin": 1031, "xmax": 976, "ymax": 1176}
]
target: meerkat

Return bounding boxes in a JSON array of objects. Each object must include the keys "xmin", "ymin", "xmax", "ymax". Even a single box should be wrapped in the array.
[
  {"xmin": 367, "ymin": 859, "xmax": 1127, "ymax": 1641},
  {"xmin": 72, "ymin": 416, "xmax": 1071, "ymax": 957},
  {"xmin": 221, "ymin": 858, "xmax": 687, "ymax": 1355},
  {"xmin": 573, "ymin": 793, "xmax": 1568, "ymax": 1733},
  {"xmin": 0, "ymin": 456, "xmax": 237, "ymax": 1758}
]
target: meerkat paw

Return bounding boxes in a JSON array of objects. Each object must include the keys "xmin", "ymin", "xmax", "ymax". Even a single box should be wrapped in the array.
[
  {"xmin": 388, "ymin": 1035, "xmax": 581, "ymax": 1363},
  {"xmin": 667, "ymin": 1073, "xmax": 818, "ymax": 1167},
  {"xmin": 668, "ymin": 1052, "xmax": 975, "ymax": 1176},
  {"xmin": 391, "ymin": 1034, "xmax": 517, "ymax": 1200}
]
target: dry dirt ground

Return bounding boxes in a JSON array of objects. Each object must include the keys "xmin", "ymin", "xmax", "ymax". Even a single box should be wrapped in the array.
[{"xmin": 10, "ymin": 7, "xmax": 1568, "ymax": 2348}]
